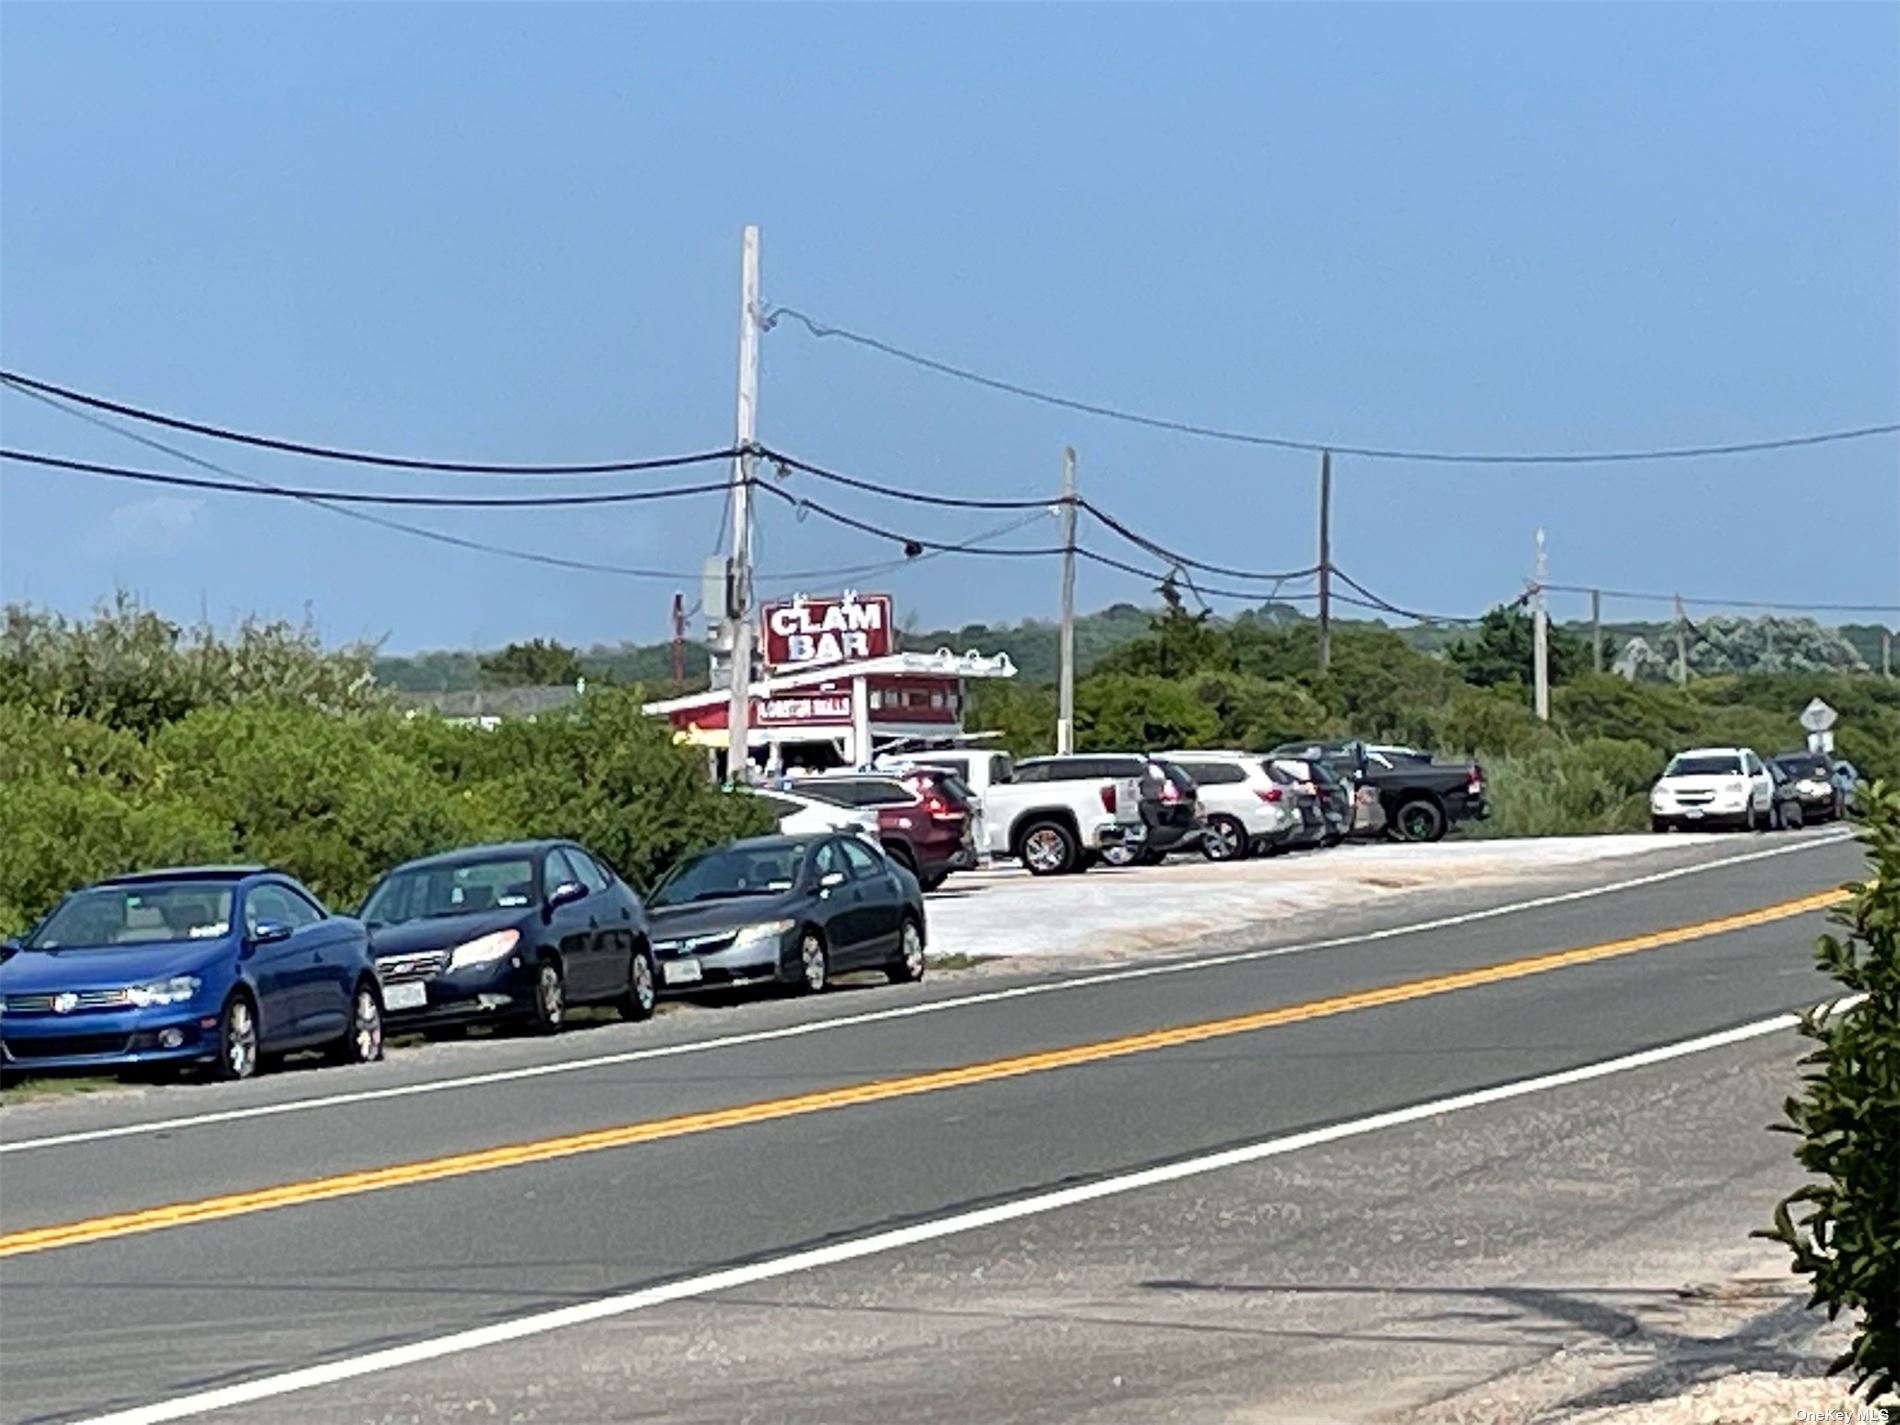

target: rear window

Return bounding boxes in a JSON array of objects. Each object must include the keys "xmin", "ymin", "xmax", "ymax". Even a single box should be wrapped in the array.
[
  {"xmin": 1665, "ymin": 754, "xmax": 1743, "ymax": 777},
  {"xmin": 792, "ymin": 778, "xmax": 913, "ymax": 807},
  {"xmin": 1772, "ymin": 755, "xmax": 1829, "ymax": 777},
  {"xmin": 1177, "ymin": 761, "xmax": 1246, "ymax": 786}
]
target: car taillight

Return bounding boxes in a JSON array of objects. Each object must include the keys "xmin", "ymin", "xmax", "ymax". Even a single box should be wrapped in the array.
[
  {"xmin": 1100, "ymin": 786, "xmax": 1117, "ymax": 813},
  {"xmin": 1468, "ymin": 763, "xmax": 1484, "ymax": 793},
  {"xmin": 925, "ymin": 795, "xmax": 963, "ymax": 820},
  {"xmin": 1256, "ymin": 786, "xmax": 1283, "ymax": 803}
]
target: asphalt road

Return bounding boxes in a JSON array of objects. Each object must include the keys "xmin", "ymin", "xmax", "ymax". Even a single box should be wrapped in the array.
[{"xmin": 0, "ymin": 829, "xmax": 1862, "ymax": 1425}]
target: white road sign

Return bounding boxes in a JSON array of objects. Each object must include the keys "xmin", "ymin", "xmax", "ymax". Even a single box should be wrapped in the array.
[{"xmin": 1799, "ymin": 697, "xmax": 1837, "ymax": 733}]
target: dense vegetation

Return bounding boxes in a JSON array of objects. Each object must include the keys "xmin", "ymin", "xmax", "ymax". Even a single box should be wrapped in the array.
[
  {"xmin": 1762, "ymin": 787, "xmax": 1900, "ymax": 1399},
  {"xmin": 0, "ymin": 603, "xmax": 770, "ymax": 931},
  {"xmin": 962, "ymin": 601, "xmax": 1899, "ymax": 837}
]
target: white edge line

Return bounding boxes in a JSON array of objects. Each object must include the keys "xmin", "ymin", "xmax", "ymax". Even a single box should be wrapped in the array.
[
  {"xmin": 1, "ymin": 831, "xmax": 1851, "ymax": 1155},
  {"xmin": 69, "ymin": 996, "xmax": 1862, "ymax": 1425}
]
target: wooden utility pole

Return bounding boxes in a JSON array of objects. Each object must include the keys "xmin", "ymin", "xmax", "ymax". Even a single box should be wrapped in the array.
[
  {"xmin": 1674, "ymin": 595, "xmax": 1689, "ymax": 687},
  {"xmin": 1056, "ymin": 446, "xmax": 1077, "ymax": 756},
  {"xmin": 1884, "ymin": 628, "xmax": 1893, "ymax": 679},
  {"xmin": 1316, "ymin": 450, "xmax": 1332, "ymax": 675},
  {"xmin": 1532, "ymin": 528, "xmax": 1550, "ymax": 721},
  {"xmin": 723, "ymin": 224, "xmax": 761, "ymax": 782},
  {"xmin": 1591, "ymin": 587, "xmax": 1603, "ymax": 674}
]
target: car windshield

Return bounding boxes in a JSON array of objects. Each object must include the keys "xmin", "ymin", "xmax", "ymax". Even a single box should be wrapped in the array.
[
  {"xmin": 650, "ymin": 844, "xmax": 805, "ymax": 908},
  {"xmin": 1665, "ymin": 754, "xmax": 1744, "ymax": 777},
  {"xmin": 28, "ymin": 881, "xmax": 236, "ymax": 950},
  {"xmin": 361, "ymin": 856, "xmax": 538, "ymax": 925},
  {"xmin": 1772, "ymin": 755, "xmax": 1829, "ymax": 777}
]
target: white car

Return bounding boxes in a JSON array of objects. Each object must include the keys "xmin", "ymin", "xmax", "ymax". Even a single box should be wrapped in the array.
[
  {"xmin": 1157, "ymin": 750, "xmax": 1300, "ymax": 860},
  {"xmin": 1650, "ymin": 747, "xmax": 1776, "ymax": 832},
  {"xmin": 740, "ymin": 786, "xmax": 881, "ymax": 840}
]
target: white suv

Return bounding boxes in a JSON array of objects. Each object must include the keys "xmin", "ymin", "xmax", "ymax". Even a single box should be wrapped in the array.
[
  {"xmin": 1650, "ymin": 747, "xmax": 1776, "ymax": 832},
  {"xmin": 1157, "ymin": 750, "xmax": 1299, "ymax": 860}
]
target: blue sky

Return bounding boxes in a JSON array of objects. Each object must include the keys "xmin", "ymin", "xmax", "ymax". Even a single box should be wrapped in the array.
[{"xmin": 2, "ymin": 2, "xmax": 1895, "ymax": 653}]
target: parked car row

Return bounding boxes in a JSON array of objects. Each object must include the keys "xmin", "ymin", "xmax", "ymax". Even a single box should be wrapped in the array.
[
  {"xmin": 1, "ymin": 829, "xmax": 929, "ymax": 1084},
  {"xmin": 1650, "ymin": 746, "xmax": 1861, "ymax": 832}
]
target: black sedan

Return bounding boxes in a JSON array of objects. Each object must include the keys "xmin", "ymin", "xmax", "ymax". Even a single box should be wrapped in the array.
[
  {"xmin": 359, "ymin": 840, "xmax": 656, "ymax": 1033},
  {"xmin": 1770, "ymin": 751, "xmax": 1842, "ymax": 822},
  {"xmin": 645, "ymin": 834, "xmax": 927, "ymax": 996}
]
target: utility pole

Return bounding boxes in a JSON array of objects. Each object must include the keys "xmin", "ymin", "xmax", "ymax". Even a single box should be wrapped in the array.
[
  {"xmin": 1590, "ymin": 587, "xmax": 1603, "ymax": 674},
  {"xmin": 1884, "ymin": 628, "xmax": 1893, "ymax": 679},
  {"xmin": 1764, "ymin": 610, "xmax": 1775, "ymax": 670},
  {"xmin": 1056, "ymin": 446, "xmax": 1078, "ymax": 756},
  {"xmin": 723, "ymin": 224, "xmax": 761, "ymax": 783},
  {"xmin": 1532, "ymin": 527, "xmax": 1550, "ymax": 721},
  {"xmin": 1316, "ymin": 449, "xmax": 1332, "ymax": 675},
  {"xmin": 1674, "ymin": 594, "xmax": 1689, "ymax": 687}
]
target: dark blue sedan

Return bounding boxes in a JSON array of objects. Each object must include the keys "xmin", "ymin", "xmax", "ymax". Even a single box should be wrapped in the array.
[
  {"xmin": 0, "ymin": 867, "xmax": 383, "ymax": 1081},
  {"xmin": 359, "ymin": 840, "xmax": 656, "ymax": 1033}
]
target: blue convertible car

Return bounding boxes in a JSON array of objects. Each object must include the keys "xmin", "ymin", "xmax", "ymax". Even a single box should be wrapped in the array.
[{"xmin": 0, "ymin": 866, "xmax": 383, "ymax": 1081}]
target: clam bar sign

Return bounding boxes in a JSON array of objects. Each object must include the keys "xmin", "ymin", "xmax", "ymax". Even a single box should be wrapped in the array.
[{"xmin": 761, "ymin": 593, "xmax": 894, "ymax": 671}]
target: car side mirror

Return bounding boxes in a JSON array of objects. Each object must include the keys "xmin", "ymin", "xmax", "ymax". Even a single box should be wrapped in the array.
[
  {"xmin": 818, "ymin": 871, "xmax": 847, "ymax": 890},
  {"xmin": 547, "ymin": 881, "xmax": 588, "ymax": 911},
  {"xmin": 1, "ymin": 936, "xmax": 21, "ymax": 961},
  {"xmin": 248, "ymin": 921, "xmax": 292, "ymax": 947}
]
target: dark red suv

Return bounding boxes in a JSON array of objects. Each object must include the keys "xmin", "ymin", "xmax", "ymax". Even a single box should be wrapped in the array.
[{"xmin": 787, "ymin": 774, "xmax": 977, "ymax": 891}]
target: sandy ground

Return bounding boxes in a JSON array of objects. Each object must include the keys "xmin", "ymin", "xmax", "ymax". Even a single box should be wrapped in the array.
[{"xmin": 928, "ymin": 832, "xmax": 1738, "ymax": 965}]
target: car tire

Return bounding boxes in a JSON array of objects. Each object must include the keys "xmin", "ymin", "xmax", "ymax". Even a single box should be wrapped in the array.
[
  {"xmin": 1138, "ymin": 847, "xmax": 1168, "ymax": 867},
  {"xmin": 1201, "ymin": 815, "xmax": 1249, "ymax": 862},
  {"xmin": 1651, "ymin": 816, "xmax": 1672, "ymax": 834},
  {"xmin": 1393, "ymin": 797, "xmax": 1447, "ymax": 843},
  {"xmin": 1019, "ymin": 821, "xmax": 1080, "ymax": 876},
  {"xmin": 884, "ymin": 842, "xmax": 919, "ymax": 880},
  {"xmin": 529, "ymin": 958, "xmax": 566, "ymax": 1034},
  {"xmin": 795, "ymin": 930, "xmax": 830, "ymax": 994},
  {"xmin": 1783, "ymin": 802, "xmax": 1804, "ymax": 831},
  {"xmin": 325, "ymin": 978, "xmax": 385, "ymax": 1066},
  {"xmin": 1099, "ymin": 841, "xmax": 1140, "ymax": 868},
  {"xmin": 918, "ymin": 870, "xmax": 949, "ymax": 893},
  {"xmin": 213, "ymin": 990, "xmax": 261, "ymax": 1081},
  {"xmin": 617, "ymin": 944, "xmax": 658, "ymax": 1022},
  {"xmin": 886, "ymin": 917, "xmax": 926, "ymax": 985}
]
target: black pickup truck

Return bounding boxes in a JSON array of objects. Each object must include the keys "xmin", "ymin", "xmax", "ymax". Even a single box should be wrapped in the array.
[{"xmin": 1268, "ymin": 739, "xmax": 1487, "ymax": 842}]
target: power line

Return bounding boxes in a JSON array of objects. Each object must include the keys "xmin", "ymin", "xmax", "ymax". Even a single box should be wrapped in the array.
[
  {"xmin": 759, "ymin": 448, "xmax": 1055, "ymax": 511},
  {"xmin": 3, "ymin": 389, "xmax": 704, "ymax": 583},
  {"xmin": 0, "ymin": 369, "xmax": 741, "ymax": 476},
  {"xmin": 1078, "ymin": 499, "xmax": 1321, "ymax": 582},
  {"xmin": 760, "ymin": 509, "xmax": 1055, "ymax": 589},
  {"xmin": 0, "ymin": 448, "xmax": 735, "ymax": 507},
  {"xmin": 1329, "ymin": 568, "xmax": 1484, "ymax": 625},
  {"xmin": 1541, "ymin": 582, "xmax": 1900, "ymax": 615},
  {"xmin": 765, "ymin": 306, "xmax": 1900, "ymax": 465}
]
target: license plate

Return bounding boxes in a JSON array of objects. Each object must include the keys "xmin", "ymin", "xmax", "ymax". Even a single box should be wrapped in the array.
[
  {"xmin": 1684, "ymin": 809, "xmax": 1705, "ymax": 820},
  {"xmin": 383, "ymin": 981, "xmax": 428, "ymax": 1011},
  {"xmin": 664, "ymin": 957, "xmax": 703, "ymax": 986}
]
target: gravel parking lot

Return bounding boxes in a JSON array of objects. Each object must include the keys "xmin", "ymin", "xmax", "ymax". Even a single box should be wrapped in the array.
[{"xmin": 924, "ymin": 832, "xmax": 1744, "ymax": 966}]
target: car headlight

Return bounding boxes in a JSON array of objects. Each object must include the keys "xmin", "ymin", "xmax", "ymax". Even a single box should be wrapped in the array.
[
  {"xmin": 731, "ymin": 919, "xmax": 796, "ymax": 951},
  {"xmin": 447, "ymin": 928, "xmax": 521, "ymax": 971},
  {"xmin": 126, "ymin": 975, "xmax": 201, "ymax": 1007}
]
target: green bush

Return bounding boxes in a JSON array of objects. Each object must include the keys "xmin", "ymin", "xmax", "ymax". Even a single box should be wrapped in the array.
[
  {"xmin": 1075, "ymin": 674, "xmax": 1219, "ymax": 752},
  {"xmin": 1761, "ymin": 783, "xmax": 1900, "ymax": 1400},
  {"xmin": 1476, "ymin": 746, "xmax": 1649, "ymax": 839}
]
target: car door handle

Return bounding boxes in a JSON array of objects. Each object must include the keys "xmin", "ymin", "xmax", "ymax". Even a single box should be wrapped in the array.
[{"xmin": 588, "ymin": 916, "xmax": 600, "ymax": 929}]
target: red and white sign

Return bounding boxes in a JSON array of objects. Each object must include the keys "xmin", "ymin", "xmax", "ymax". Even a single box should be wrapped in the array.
[{"xmin": 761, "ymin": 593, "xmax": 893, "ymax": 671}]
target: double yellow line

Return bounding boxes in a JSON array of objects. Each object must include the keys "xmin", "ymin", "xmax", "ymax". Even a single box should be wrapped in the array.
[{"xmin": 0, "ymin": 886, "xmax": 1844, "ymax": 1260}]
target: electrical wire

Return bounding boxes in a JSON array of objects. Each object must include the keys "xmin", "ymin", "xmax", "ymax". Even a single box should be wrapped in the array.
[
  {"xmin": 2, "ymin": 388, "xmax": 704, "ymax": 582},
  {"xmin": 1078, "ymin": 499, "xmax": 1321, "ymax": 582},
  {"xmin": 1328, "ymin": 568, "xmax": 1483, "ymax": 625},
  {"xmin": 765, "ymin": 306, "xmax": 1900, "ymax": 465},
  {"xmin": 759, "ymin": 509, "xmax": 1055, "ymax": 589},
  {"xmin": 1540, "ymin": 581, "xmax": 1900, "ymax": 615},
  {"xmin": 759, "ymin": 448, "xmax": 1056, "ymax": 511},
  {"xmin": 0, "ymin": 369, "xmax": 741, "ymax": 476},
  {"xmin": 1, "ymin": 448, "xmax": 741, "ymax": 508}
]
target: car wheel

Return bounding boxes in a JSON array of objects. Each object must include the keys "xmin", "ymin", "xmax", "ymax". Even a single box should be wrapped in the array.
[
  {"xmin": 1138, "ymin": 847, "xmax": 1168, "ymax": 866},
  {"xmin": 1099, "ymin": 841, "xmax": 1140, "ymax": 868},
  {"xmin": 1020, "ymin": 821, "xmax": 1079, "ymax": 876},
  {"xmin": 213, "ymin": 991, "xmax": 260, "ymax": 1081},
  {"xmin": 617, "ymin": 944, "xmax": 658, "ymax": 1022},
  {"xmin": 1201, "ymin": 815, "xmax": 1248, "ymax": 862},
  {"xmin": 795, "ymin": 931, "xmax": 830, "ymax": 994},
  {"xmin": 1394, "ymin": 797, "xmax": 1447, "ymax": 842},
  {"xmin": 884, "ymin": 842, "xmax": 919, "ymax": 880},
  {"xmin": 530, "ymin": 958, "xmax": 566, "ymax": 1033},
  {"xmin": 1651, "ymin": 816, "xmax": 1672, "ymax": 834},
  {"xmin": 886, "ymin": 917, "xmax": 926, "ymax": 985},
  {"xmin": 326, "ymin": 978, "xmax": 385, "ymax": 1066},
  {"xmin": 918, "ymin": 870, "xmax": 949, "ymax": 893}
]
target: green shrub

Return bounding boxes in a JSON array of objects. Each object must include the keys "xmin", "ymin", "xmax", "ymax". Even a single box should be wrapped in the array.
[
  {"xmin": 1075, "ymin": 673, "xmax": 1219, "ymax": 752},
  {"xmin": 1478, "ymin": 745, "xmax": 1649, "ymax": 838},
  {"xmin": 1761, "ymin": 783, "xmax": 1900, "ymax": 1399}
]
